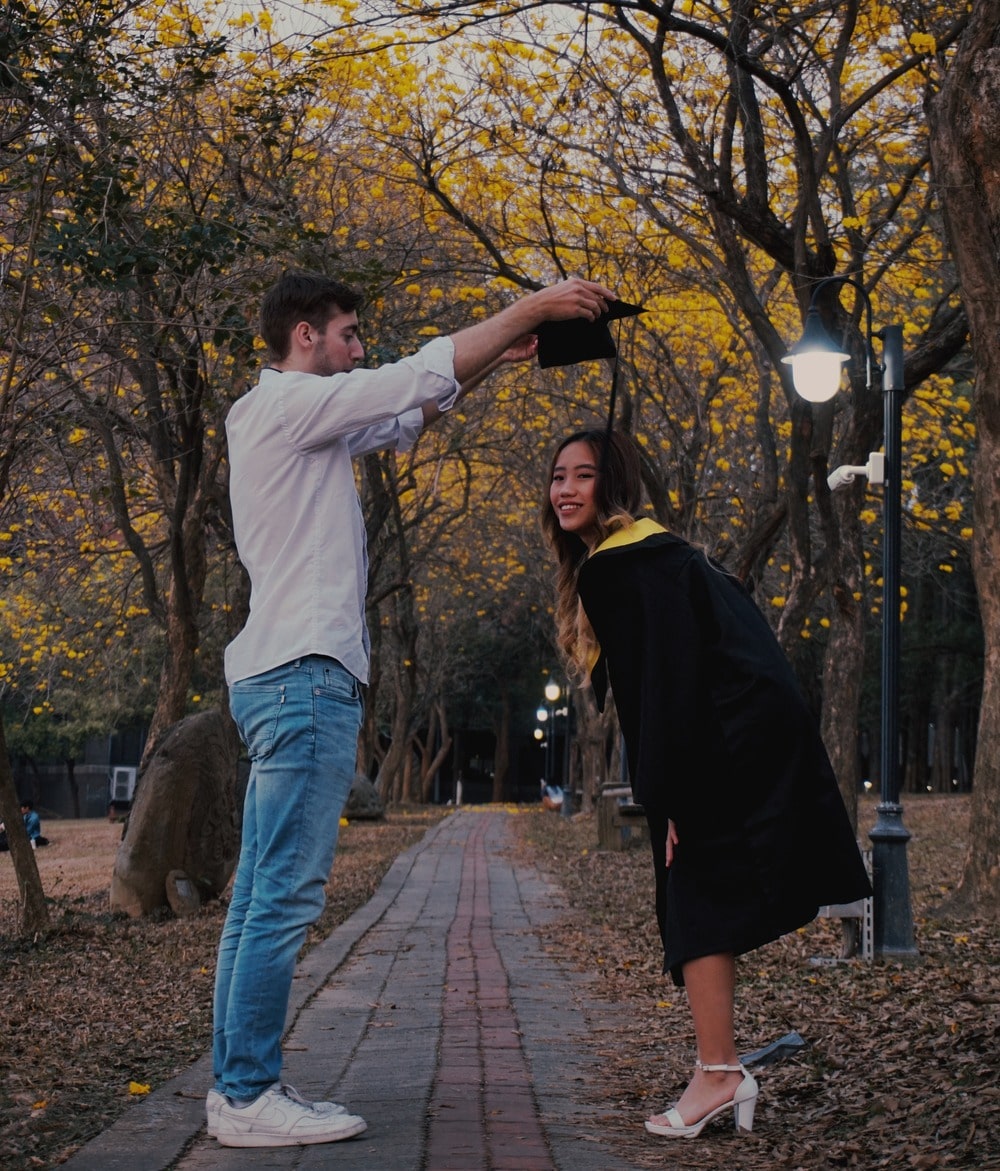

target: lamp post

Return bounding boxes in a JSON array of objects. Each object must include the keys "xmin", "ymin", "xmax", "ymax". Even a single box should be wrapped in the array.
[
  {"xmin": 783, "ymin": 276, "xmax": 917, "ymax": 960},
  {"xmin": 543, "ymin": 681, "xmax": 575, "ymax": 818},
  {"xmin": 534, "ymin": 706, "xmax": 550, "ymax": 788},
  {"xmin": 533, "ymin": 723, "xmax": 547, "ymax": 795}
]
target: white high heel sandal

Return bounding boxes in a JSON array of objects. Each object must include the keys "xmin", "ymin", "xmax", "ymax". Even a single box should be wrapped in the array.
[{"xmin": 644, "ymin": 1062, "xmax": 759, "ymax": 1139}]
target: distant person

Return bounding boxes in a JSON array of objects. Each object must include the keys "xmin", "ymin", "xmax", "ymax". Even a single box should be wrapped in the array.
[
  {"xmin": 540, "ymin": 780, "xmax": 564, "ymax": 811},
  {"xmin": 542, "ymin": 428, "xmax": 872, "ymax": 1140},
  {"xmin": 211, "ymin": 270, "xmax": 617, "ymax": 1148},
  {"xmin": 21, "ymin": 800, "xmax": 47, "ymax": 848}
]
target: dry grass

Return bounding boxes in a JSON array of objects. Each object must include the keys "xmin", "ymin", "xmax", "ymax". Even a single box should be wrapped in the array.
[{"xmin": 0, "ymin": 819, "xmax": 125, "ymax": 908}]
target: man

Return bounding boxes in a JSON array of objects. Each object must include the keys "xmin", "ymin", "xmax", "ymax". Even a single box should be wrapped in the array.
[
  {"xmin": 20, "ymin": 800, "xmax": 46, "ymax": 848},
  {"xmin": 210, "ymin": 269, "xmax": 614, "ymax": 1148}
]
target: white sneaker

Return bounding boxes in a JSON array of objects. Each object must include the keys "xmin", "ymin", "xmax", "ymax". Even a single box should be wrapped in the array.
[
  {"xmin": 206, "ymin": 1084, "xmax": 349, "ymax": 1135},
  {"xmin": 208, "ymin": 1082, "xmax": 362, "ymax": 1147}
]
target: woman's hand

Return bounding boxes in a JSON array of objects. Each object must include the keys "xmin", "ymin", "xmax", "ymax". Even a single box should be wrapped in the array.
[{"xmin": 666, "ymin": 819, "xmax": 678, "ymax": 867}]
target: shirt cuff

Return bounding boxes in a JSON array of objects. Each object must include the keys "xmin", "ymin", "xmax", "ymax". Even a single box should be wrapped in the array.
[
  {"xmin": 420, "ymin": 335, "xmax": 460, "ymax": 412},
  {"xmin": 395, "ymin": 408, "xmax": 425, "ymax": 452}
]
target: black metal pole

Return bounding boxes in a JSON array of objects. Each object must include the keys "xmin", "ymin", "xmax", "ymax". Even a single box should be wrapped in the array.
[
  {"xmin": 546, "ymin": 704, "xmax": 554, "ymax": 791},
  {"xmin": 562, "ymin": 702, "xmax": 572, "ymax": 813},
  {"xmin": 869, "ymin": 324, "xmax": 918, "ymax": 958}
]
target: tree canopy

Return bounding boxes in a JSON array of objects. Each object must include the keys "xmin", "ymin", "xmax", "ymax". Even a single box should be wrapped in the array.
[{"xmin": 0, "ymin": 0, "xmax": 985, "ymax": 866}]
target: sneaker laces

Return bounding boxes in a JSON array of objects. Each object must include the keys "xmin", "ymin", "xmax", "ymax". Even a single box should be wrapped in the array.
[
  {"xmin": 277, "ymin": 1083, "xmax": 345, "ymax": 1115},
  {"xmin": 279, "ymin": 1085, "xmax": 311, "ymax": 1106}
]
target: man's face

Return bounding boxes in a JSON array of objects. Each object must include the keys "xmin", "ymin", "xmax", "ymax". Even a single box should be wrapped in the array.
[{"xmin": 305, "ymin": 308, "xmax": 365, "ymax": 376}]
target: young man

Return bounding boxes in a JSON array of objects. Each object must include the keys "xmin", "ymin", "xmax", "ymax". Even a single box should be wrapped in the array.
[
  {"xmin": 210, "ymin": 269, "xmax": 615, "ymax": 1148},
  {"xmin": 20, "ymin": 800, "xmax": 45, "ymax": 848}
]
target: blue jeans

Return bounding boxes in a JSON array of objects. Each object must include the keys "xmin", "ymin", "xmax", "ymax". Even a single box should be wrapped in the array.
[{"xmin": 213, "ymin": 656, "xmax": 362, "ymax": 1102}]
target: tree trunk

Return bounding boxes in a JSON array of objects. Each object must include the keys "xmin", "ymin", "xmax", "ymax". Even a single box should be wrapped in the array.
[
  {"xmin": 66, "ymin": 757, "xmax": 81, "ymax": 819},
  {"xmin": 140, "ymin": 576, "xmax": 199, "ymax": 771},
  {"xmin": 359, "ymin": 614, "xmax": 384, "ymax": 779},
  {"xmin": 379, "ymin": 697, "xmax": 411, "ymax": 805},
  {"xmin": 928, "ymin": 3, "xmax": 1000, "ymax": 910},
  {"xmin": 491, "ymin": 693, "xmax": 510, "ymax": 803},
  {"xmin": 418, "ymin": 702, "xmax": 453, "ymax": 804},
  {"xmin": 378, "ymin": 657, "xmax": 415, "ymax": 805},
  {"xmin": 819, "ymin": 491, "xmax": 868, "ymax": 829},
  {"xmin": 0, "ymin": 713, "xmax": 49, "ymax": 936},
  {"xmin": 574, "ymin": 688, "xmax": 618, "ymax": 807}
]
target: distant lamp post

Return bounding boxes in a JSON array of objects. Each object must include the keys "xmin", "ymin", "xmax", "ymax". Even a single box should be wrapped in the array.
[
  {"xmin": 535, "ymin": 708, "xmax": 549, "ymax": 785},
  {"xmin": 543, "ymin": 680, "xmax": 571, "ymax": 818},
  {"xmin": 783, "ymin": 275, "xmax": 917, "ymax": 960}
]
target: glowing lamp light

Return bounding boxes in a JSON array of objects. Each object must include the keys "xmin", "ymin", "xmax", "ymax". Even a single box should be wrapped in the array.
[{"xmin": 781, "ymin": 306, "xmax": 850, "ymax": 402}]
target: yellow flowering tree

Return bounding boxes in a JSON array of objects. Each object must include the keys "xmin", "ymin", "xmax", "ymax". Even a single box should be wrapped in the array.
[
  {"xmin": 1, "ymin": 0, "xmax": 397, "ymax": 767},
  {"xmin": 313, "ymin": 1, "xmax": 977, "ymax": 819}
]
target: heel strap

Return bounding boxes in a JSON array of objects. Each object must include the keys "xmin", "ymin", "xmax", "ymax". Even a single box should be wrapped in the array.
[{"xmin": 696, "ymin": 1061, "xmax": 745, "ymax": 1073}]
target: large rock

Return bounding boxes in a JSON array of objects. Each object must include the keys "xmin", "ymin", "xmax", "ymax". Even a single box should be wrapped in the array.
[
  {"xmin": 344, "ymin": 775, "xmax": 385, "ymax": 821},
  {"xmin": 110, "ymin": 709, "xmax": 241, "ymax": 918}
]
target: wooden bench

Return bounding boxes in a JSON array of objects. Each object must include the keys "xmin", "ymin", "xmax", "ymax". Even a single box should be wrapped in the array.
[
  {"xmin": 816, "ymin": 849, "xmax": 874, "ymax": 961},
  {"xmin": 597, "ymin": 786, "xmax": 649, "ymax": 851}
]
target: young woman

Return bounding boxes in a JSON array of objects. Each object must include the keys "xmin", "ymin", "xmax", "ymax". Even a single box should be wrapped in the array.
[{"xmin": 543, "ymin": 428, "xmax": 872, "ymax": 1139}]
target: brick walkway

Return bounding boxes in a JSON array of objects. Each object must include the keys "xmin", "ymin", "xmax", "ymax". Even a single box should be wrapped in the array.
[
  {"xmin": 63, "ymin": 809, "xmax": 641, "ymax": 1171},
  {"xmin": 427, "ymin": 814, "xmax": 553, "ymax": 1171}
]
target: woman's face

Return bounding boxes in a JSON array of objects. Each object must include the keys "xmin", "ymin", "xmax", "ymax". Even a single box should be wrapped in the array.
[{"xmin": 549, "ymin": 440, "xmax": 600, "ymax": 549}]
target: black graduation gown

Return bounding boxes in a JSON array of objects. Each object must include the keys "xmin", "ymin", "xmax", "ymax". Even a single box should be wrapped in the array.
[{"xmin": 578, "ymin": 525, "xmax": 873, "ymax": 984}]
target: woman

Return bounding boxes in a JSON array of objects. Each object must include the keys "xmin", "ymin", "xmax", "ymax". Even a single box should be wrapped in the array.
[{"xmin": 543, "ymin": 429, "xmax": 872, "ymax": 1139}]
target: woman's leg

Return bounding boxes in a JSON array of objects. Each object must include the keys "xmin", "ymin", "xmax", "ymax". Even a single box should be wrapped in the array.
[{"xmin": 647, "ymin": 953, "xmax": 744, "ymax": 1126}]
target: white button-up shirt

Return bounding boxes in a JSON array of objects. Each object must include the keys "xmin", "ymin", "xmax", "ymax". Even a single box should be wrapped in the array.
[{"xmin": 224, "ymin": 337, "xmax": 459, "ymax": 686}]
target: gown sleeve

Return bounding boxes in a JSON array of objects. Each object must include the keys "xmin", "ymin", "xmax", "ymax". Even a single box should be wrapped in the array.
[{"xmin": 578, "ymin": 538, "xmax": 719, "ymax": 817}]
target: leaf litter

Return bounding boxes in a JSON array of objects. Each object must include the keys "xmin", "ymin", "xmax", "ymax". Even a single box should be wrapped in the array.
[
  {"xmin": 2, "ymin": 795, "xmax": 997, "ymax": 1169},
  {"xmin": 0, "ymin": 811, "xmax": 441, "ymax": 1168},
  {"xmin": 513, "ymin": 793, "xmax": 1000, "ymax": 1170}
]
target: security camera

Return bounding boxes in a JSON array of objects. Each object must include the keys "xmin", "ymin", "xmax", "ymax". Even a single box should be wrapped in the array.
[
  {"xmin": 828, "ymin": 464, "xmax": 868, "ymax": 492},
  {"xmin": 827, "ymin": 452, "xmax": 886, "ymax": 492}
]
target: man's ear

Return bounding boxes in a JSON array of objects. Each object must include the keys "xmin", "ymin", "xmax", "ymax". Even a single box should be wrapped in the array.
[{"xmin": 290, "ymin": 320, "xmax": 315, "ymax": 351}]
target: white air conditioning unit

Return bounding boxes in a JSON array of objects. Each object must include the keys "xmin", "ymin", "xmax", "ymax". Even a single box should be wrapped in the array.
[{"xmin": 109, "ymin": 766, "xmax": 137, "ymax": 804}]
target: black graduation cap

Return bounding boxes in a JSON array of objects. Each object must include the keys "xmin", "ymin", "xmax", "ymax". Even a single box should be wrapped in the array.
[{"xmin": 535, "ymin": 300, "xmax": 645, "ymax": 369}]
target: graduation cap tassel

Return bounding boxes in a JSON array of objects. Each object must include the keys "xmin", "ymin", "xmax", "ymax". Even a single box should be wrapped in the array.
[
  {"xmin": 600, "ymin": 317, "xmax": 623, "ymax": 478},
  {"xmin": 534, "ymin": 297, "xmax": 644, "ymax": 478},
  {"xmin": 535, "ymin": 299, "xmax": 644, "ymax": 368}
]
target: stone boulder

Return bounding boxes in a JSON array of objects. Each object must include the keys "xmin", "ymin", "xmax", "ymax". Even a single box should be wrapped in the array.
[
  {"xmin": 344, "ymin": 775, "xmax": 385, "ymax": 821},
  {"xmin": 110, "ymin": 709, "xmax": 242, "ymax": 918}
]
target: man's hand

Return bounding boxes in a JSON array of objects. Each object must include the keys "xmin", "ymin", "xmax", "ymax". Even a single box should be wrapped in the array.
[
  {"xmin": 500, "ymin": 335, "xmax": 539, "ymax": 364},
  {"xmin": 522, "ymin": 276, "xmax": 615, "ymax": 326},
  {"xmin": 420, "ymin": 334, "xmax": 539, "ymax": 427}
]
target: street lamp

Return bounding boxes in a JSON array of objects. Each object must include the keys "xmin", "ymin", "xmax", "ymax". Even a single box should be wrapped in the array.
[
  {"xmin": 783, "ymin": 275, "xmax": 917, "ymax": 960},
  {"xmin": 535, "ymin": 707, "xmax": 550, "ymax": 784},
  {"xmin": 533, "ymin": 724, "xmax": 546, "ymax": 784}
]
